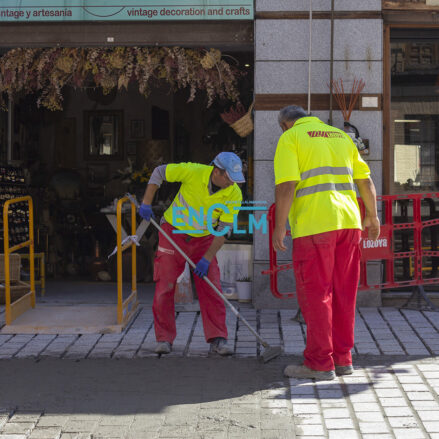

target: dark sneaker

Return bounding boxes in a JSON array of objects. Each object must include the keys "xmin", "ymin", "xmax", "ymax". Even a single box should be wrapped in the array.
[
  {"xmin": 155, "ymin": 341, "xmax": 172, "ymax": 355},
  {"xmin": 283, "ymin": 364, "xmax": 335, "ymax": 381},
  {"xmin": 210, "ymin": 337, "xmax": 233, "ymax": 356},
  {"xmin": 335, "ymin": 365, "xmax": 354, "ymax": 376}
]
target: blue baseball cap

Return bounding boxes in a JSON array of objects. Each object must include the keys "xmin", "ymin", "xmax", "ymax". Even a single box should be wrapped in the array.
[{"xmin": 212, "ymin": 152, "xmax": 245, "ymax": 183}]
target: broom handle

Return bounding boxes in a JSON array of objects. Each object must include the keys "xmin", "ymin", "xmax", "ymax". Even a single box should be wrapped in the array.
[
  {"xmin": 149, "ymin": 217, "xmax": 268, "ymax": 347},
  {"xmin": 307, "ymin": 0, "xmax": 313, "ymax": 115}
]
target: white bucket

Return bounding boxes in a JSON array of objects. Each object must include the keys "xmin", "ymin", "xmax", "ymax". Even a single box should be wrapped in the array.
[{"xmin": 236, "ymin": 281, "xmax": 252, "ymax": 303}]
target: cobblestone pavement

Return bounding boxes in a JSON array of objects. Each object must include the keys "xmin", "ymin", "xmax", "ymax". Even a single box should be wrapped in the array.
[
  {"xmin": 0, "ymin": 305, "xmax": 439, "ymax": 438},
  {"xmin": 1, "ymin": 306, "xmax": 439, "ymax": 360}
]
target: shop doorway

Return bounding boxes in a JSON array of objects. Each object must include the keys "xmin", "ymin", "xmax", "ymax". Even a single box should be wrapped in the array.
[
  {"xmin": 0, "ymin": 46, "xmax": 254, "ymax": 302},
  {"xmin": 389, "ymin": 29, "xmax": 439, "ymax": 195},
  {"xmin": 386, "ymin": 28, "xmax": 439, "ymax": 292}
]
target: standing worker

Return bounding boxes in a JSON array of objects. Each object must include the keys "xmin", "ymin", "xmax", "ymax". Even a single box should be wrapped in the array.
[
  {"xmin": 139, "ymin": 152, "xmax": 244, "ymax": 355},
  {"xmin": 272, "ymin": 106, "xmax": 380, "ymax": 380}
]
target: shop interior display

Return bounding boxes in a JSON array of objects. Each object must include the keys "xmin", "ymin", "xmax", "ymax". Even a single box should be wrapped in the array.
[
  {"xmin": 0, "ymin": 166, "xmax": 29, "ymax": 249},
  {"xmin": 0, "ymin": 46, "xmax": 254, "ymax": 284}
]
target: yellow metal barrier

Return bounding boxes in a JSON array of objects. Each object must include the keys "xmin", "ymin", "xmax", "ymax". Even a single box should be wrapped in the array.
[
  {"xmin": 3, "ymin": 196, "xmax": 35, "ymax": 325},
  {"xmin": 116, "ymin": 196, "xmax": 138, "ymax": 325}
]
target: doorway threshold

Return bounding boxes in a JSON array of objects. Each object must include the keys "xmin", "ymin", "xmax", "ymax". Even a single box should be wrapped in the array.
[{"xmin": 0, "ymin": 304, "xmax": 139, "ymax": 334}]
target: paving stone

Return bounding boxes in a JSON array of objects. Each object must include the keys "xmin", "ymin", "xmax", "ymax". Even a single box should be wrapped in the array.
[
  {"xmin": 290, "ymin": 385, "xmax": 315, "ymax": 395},
  {"xmin": 383, "ymin": 406, "xmax": 414, "ymax": 417},
  {"xmin": 92, "ymin": 425, "xmax": 129, "ymax": 437},
  {"xmin": 396, "ymin": 375, "xmax": 424, "ymax": 384},
  {"xmin": 261, "ymin": 399, "xmax": 288, "ymax": 409},
  {"xmin": 1, "ymin": 422, "xmax": 34, "ymax": 434},
  {"xmin": 349, "ymin": 393, "xmax": 377, "ymax": 402},
  {"xmin": 388, "ymin": 417, "xmax": 420, "ymax": 428},
  {"xmin": 292, "ymin": 404, "xmax": 320, "ymax": 415},
  {"xmin": 29, "ymin": 427, "xmax": 62, "ymax": 438},
  {"xmin": 36, "ymin": 416, "xmax": 68, "ymax": 428},
  {"xmin": 59, "ymin": 434, "xmax": 91, "ymax": 439},
  {"xmin": 418, "ymin": 364, "xmax": 439, "ymax": 371},
  {"xmin": 315, "ymin": 391, "xmax": 345, "ymax": 401},
  {"xmin": 423, "ymin": 372, "xmax": 439, "ymax": 379},
  {"xmin": 62, "ymin": 420, "xmax": 98, "ymax": 433},
  {"xmin": 322, "ymin": 408, "xmax": 350, "ymax": 418},
  {"xmin": 406, "ymin": 392, "xmax": 435, "ymax": 401},
  {"xmin": 291, "ymin": 396, "xmax": 320, "ymax": 404},
  {"xmin": 354, "ymin": 411, "xmax": 385, "ymax": 422},
  {"xmin": 400, "ymin": 383, "xmax": 429, "ymax": 392},
  {"xmin": 392, "ymin": 428, "xmax": 425, "ymax": 439},
  {"xmin": 374, "ymin": 388, "xmax": 403, "ymax": 398},
  {"xmin": 9, "ymin": 414, "xmax": 40, "ymax": 423},
  {"xmin": 260, "ymin": 431, "xmax": 296, "ymax": 439},
  {"xmin": 423, "ymin": 422, "xmax": 439, "ymax": 433},
  {"xmin": 98, "ymin": 415, "xmax": 134, "ymax": 426},
  {"xmin": 320, "ymin": 401, "xmax": 347, "ymax": 409},
  {"xmin": 293, "ymin": 414, "xmax": 322, "ymax": 425},
  {"xmin": 295, "ymin": 424, "xmax": 325, "ymax": 435},
  {"xmin": 378, "ymin": 398, "xmax": 409, "ymax": 407},
  {"xmin": 328, "ymin": 430, "xmax": 359, "ymax": 439},
  {"xmin": 362, "ymin": 435, "xmax": 392, "ymax": 439},
  {"xmin": 359, "ymin": 422, "xmax": 390, "ymax": 434},
  {"xmin": 411, "ymin": 400, "xmax": 439, "ymax": 410},
  {"xmin": 0, "ymin": 418, "xmax": 7, "ymax": 430},
  {"xmin": 324, "ymin": 418, "xmax": 354, "ymax": 429},
  {"xmin": 417, "ymin": 410, "xmax": 439, "ymax": 421}
]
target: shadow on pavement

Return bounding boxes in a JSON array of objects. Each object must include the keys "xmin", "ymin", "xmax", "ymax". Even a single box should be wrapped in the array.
[
  {"xmin": 0, "ymin": 356, "xmax": 418, "ymax": 416},
  {"xmin": 0, "ymin": 357, "xmax": 285, "ymax": 415}
]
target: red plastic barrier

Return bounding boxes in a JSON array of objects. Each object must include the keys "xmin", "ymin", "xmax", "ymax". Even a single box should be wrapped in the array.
[{"xmin": 262, "ymin": 193, "xmax": 439, "ymax": 299}]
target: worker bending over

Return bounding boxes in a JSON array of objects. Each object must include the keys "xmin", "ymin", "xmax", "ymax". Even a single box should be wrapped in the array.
[{"xmin": 139, "ymin": 152, "xmax": 244, "ymax": 355}]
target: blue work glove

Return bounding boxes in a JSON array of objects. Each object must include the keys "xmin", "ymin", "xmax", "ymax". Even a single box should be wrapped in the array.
[
  {"xmin": 194, "ymin": 257, "xmax": 210, "ymax": 278},
  {"xmin": 139, "ymin": 203, "xmax": 154, "ymax": 221}
]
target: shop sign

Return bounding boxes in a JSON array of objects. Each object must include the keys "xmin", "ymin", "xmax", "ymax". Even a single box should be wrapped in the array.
[{"xmin": 0, "ymin": 1, "xmax": 253, "ymax": 22}]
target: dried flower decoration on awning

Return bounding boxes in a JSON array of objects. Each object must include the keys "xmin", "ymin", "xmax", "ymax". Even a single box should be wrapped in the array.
[{"xmin": 0, "ymin": 47, "xmax": 241, "ymax": 111}]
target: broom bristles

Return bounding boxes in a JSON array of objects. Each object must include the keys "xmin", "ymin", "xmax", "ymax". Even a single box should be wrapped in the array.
[{"xmin": 328, "ymin": 77, "xmax": 365, "ymax": 122}]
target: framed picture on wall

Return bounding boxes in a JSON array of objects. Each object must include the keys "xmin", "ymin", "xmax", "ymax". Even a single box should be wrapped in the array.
[
  {"xmin": 84, "ymin": 110, "xmax": 124, "ymax": 160},
  {"xmin": 130, "ymin": 119, "xmax": 145, "ymax": 139}
]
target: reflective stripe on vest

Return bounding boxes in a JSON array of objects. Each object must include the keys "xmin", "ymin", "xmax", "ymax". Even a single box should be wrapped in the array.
[
  {"xmin": 296, "ymin": 182, "xmax": 356, "ymax": 198},
  {"xmin": 300, "ymin": 166, "xmax": 353, "ymax": 180}
]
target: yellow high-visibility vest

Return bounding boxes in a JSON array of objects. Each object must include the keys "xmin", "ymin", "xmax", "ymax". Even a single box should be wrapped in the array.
[
  {"xmin": 163, "ymin": 162, "xmax": 242, "ymax": 237},
  {"xmin": 274, "ymin": 117, "xmax": 370, "ymax": 239}
]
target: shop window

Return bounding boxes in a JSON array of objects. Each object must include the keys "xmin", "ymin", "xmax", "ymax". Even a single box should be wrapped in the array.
[
  {"xmin": 84, "ymin": 110, "xmax": 123, "ymax": 160},
  {"xmin": 390, "ymin": 30, "xmax": 439, "ymax": 194}
]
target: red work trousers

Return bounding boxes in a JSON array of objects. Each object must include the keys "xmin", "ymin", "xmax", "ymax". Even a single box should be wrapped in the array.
[
  {"xmin": 293, "ymin": 228, "xmax": 361, "ymax": 371},
  {"xmin": 152, "ymin": 222, "xmax": 227, "ymax": 344}
]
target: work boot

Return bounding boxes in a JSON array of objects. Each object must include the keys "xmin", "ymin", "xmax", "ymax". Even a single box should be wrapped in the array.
[
  {"xmin": 283, "ymin": 364, "xmax": 335, "ymax": 381},
  {"xmin": 155, "ymin": 341, "xmax": 172, "ymax": 355},
  {"xmin": 335, "ymin": 365, "xmax": 354, "ymax": 376},
  {"xmin": 210, "ymin": 337, "xmax": 233, "ymax": 356}
]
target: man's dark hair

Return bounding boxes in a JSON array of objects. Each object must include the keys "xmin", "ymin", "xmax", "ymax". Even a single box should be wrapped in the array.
[{"xmin": 278, "ymin": 105, "xmax": 308, "ymax": 125}]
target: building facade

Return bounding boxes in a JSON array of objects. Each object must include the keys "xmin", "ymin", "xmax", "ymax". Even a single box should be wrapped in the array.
[{"xmin": 2, "ymin": 1, "xmax": 439, "ymax": 308}]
